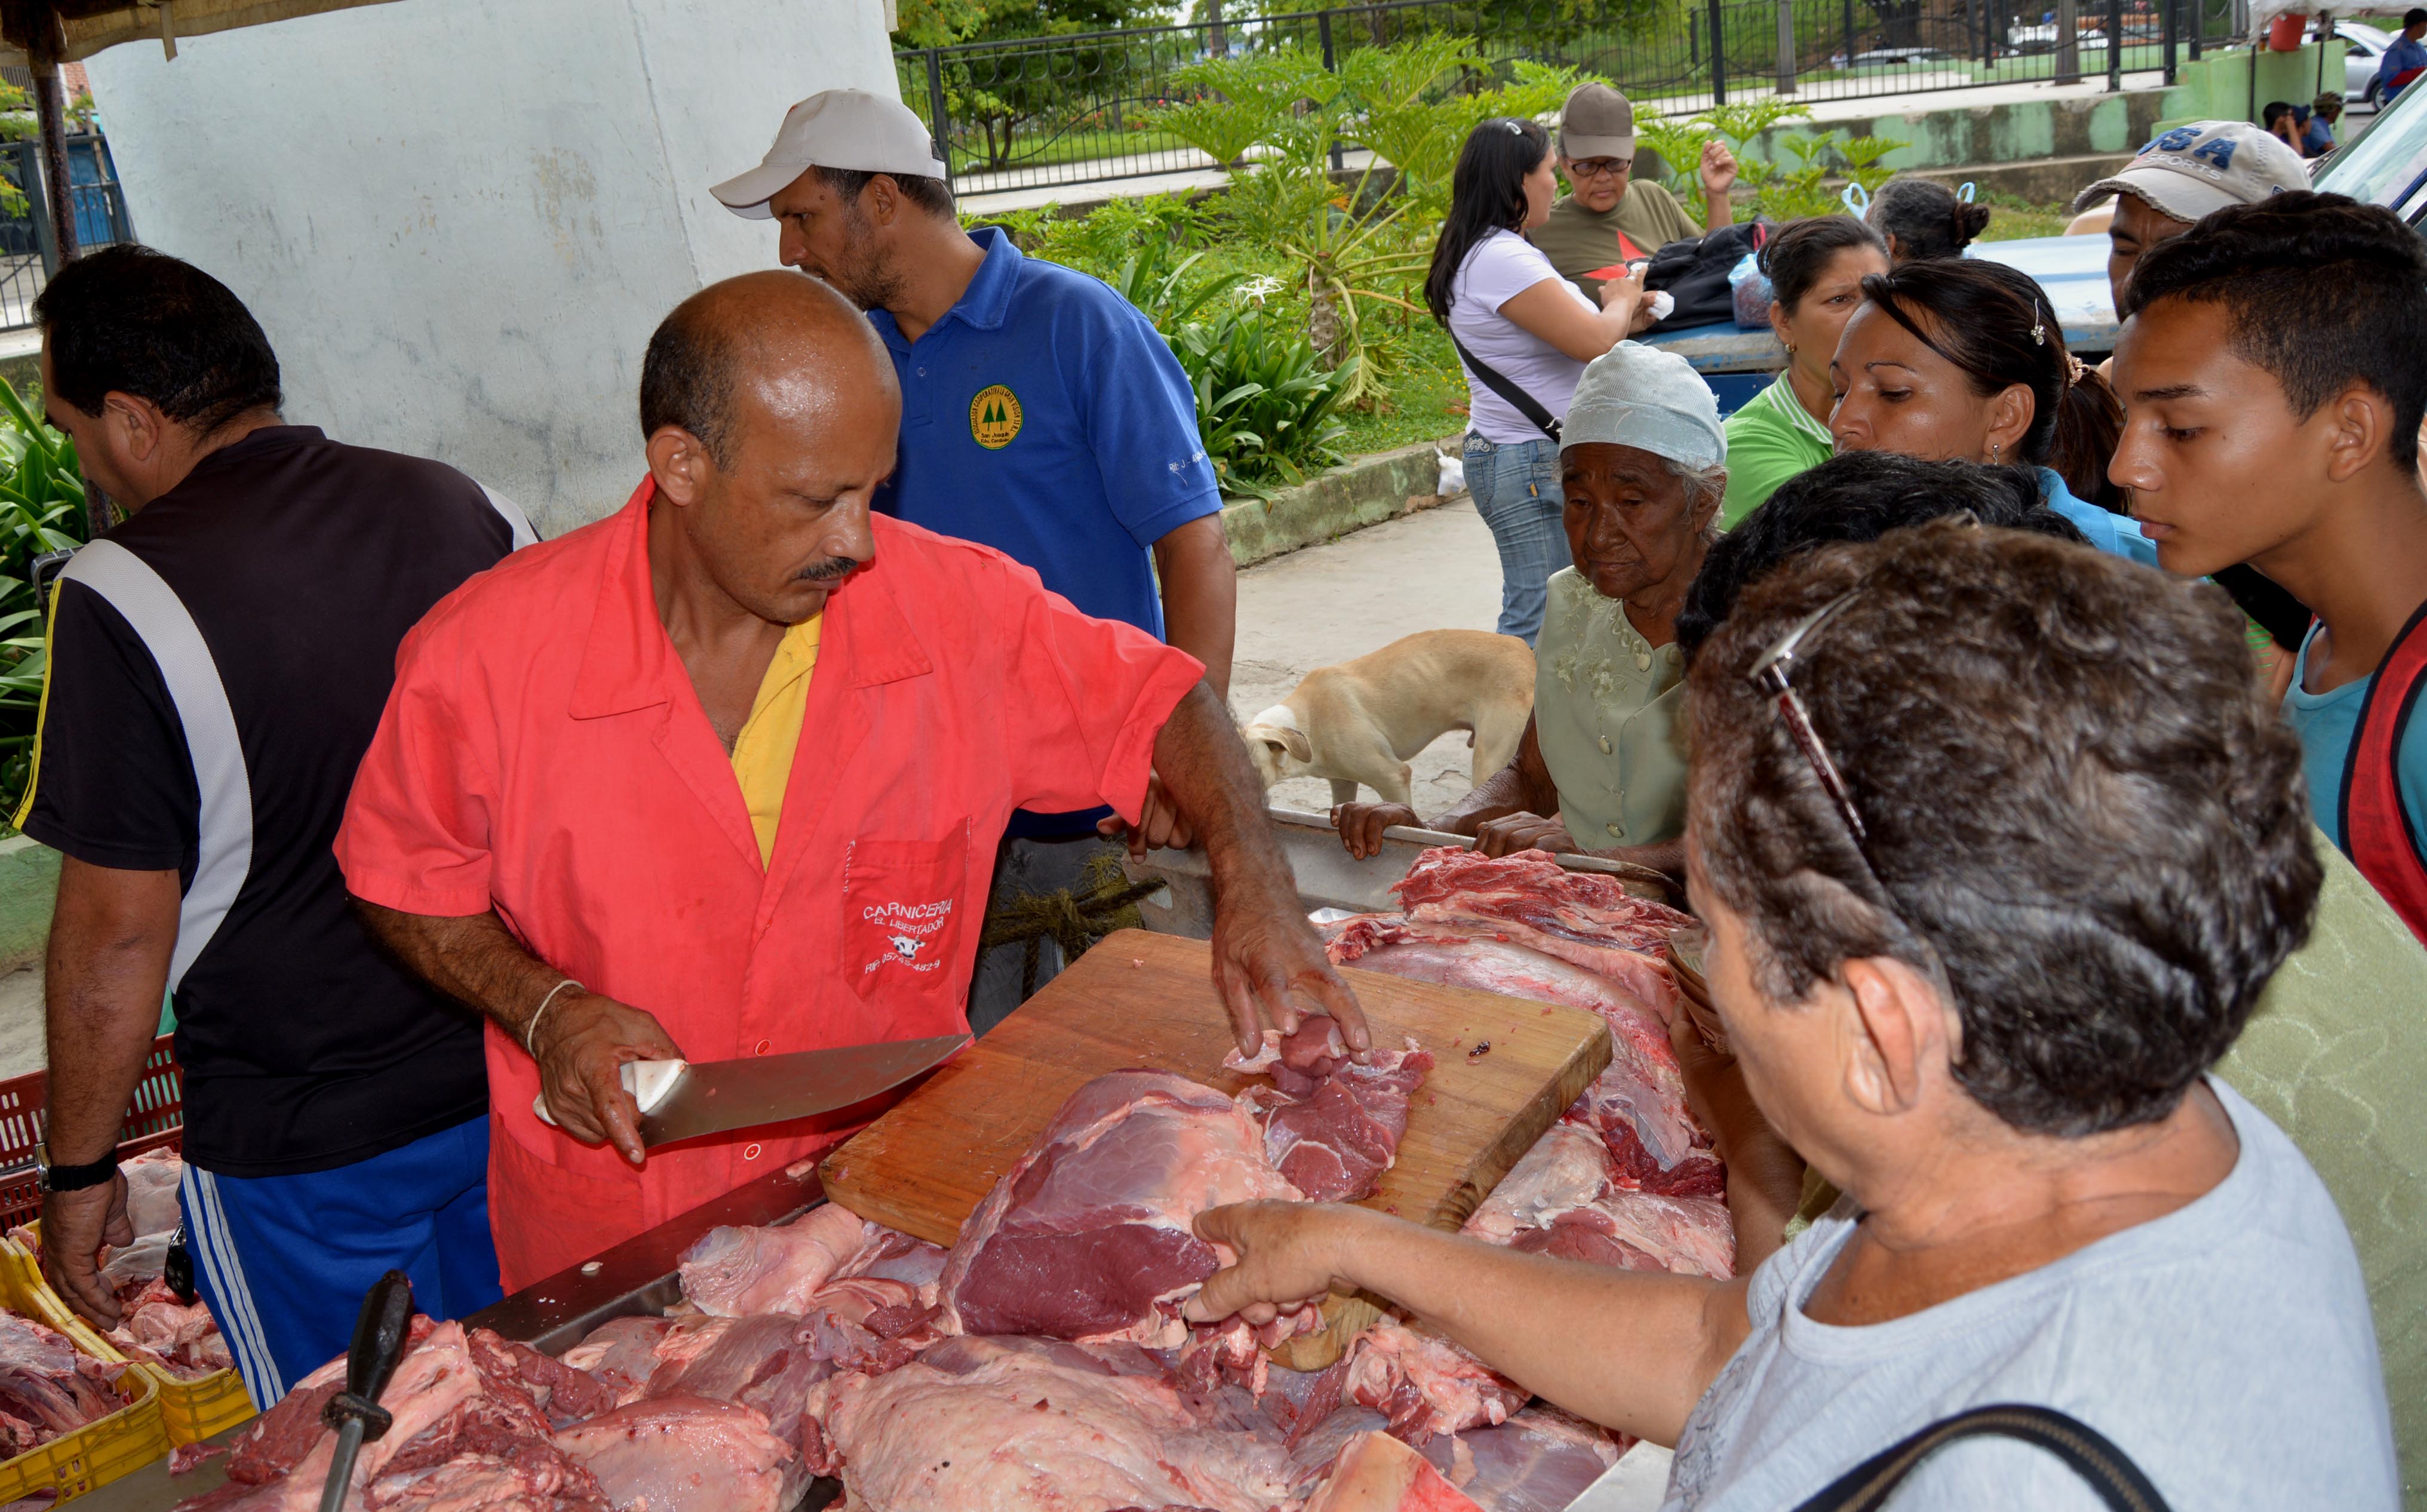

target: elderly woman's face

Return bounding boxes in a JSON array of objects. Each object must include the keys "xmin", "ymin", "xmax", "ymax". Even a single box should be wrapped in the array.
[
  {"xmin": 1560, "ymin": 442, "xmax": 1711, "ymax": 603},
  {"xmin": 1829, "ymin": 300, "xmax": 2026, "ymax": 467}
]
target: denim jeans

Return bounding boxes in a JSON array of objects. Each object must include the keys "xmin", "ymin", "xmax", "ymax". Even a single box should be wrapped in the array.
[{"xmin": 1464, "ymin": 432, "xmax": 1567, "ymax": 646}]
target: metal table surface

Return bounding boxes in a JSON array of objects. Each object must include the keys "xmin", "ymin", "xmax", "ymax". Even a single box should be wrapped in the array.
[{"xmin": 77, "ymin": 1163, "xmax": 837, "ymax": 1512}]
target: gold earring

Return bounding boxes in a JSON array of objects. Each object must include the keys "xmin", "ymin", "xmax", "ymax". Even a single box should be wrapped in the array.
[{"xmin": 1784, "ymin": 340, "xmax": 1796, "ymax": 355}]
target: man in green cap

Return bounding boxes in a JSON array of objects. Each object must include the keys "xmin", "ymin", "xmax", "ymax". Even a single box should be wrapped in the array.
[{"xmin": 1529, "ymin": 82, "xmax": 1740, "ymax": 305}]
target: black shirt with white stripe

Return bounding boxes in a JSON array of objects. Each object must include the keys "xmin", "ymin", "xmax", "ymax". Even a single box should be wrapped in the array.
[{"xmin": 19, "ymin": 426, "xmax": 527, "ymax": 1178}]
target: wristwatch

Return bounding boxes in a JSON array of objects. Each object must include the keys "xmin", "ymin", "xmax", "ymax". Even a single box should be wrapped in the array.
[{"xmin": 34, "ymin": 1142, "xmax": 118, "ymax": 1195}]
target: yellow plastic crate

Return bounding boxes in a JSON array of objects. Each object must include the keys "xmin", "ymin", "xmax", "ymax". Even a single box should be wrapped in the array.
[
  {"xmin": 12, "ymin": 1223, "xmax": 257, "ymax": 1446},
  {"xmin": 0, "ymin": 1239, "xmax": 168, "ymax": 1502}
]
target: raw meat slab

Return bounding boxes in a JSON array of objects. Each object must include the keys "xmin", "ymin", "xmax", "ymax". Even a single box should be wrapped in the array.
[{"xmin": 821, "ymin": 930, "xmax": 1610, "ymax": 1359}]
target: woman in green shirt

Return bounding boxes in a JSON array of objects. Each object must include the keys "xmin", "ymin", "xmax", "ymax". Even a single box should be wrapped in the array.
[
  {"xmin": 1719, "ymin": 216, "xmax": 1888, "ymax": 527},
  {"xmin": 1332, "ymin": 342, "xmax": 1725, "ymax": 880}
]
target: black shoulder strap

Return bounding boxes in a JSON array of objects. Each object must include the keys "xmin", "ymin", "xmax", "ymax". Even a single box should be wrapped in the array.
[
  {"xmin": 1794, "ymin": 1404, "xmax": 2173, "ymax": 1512},
  {"xmin": 1448, "ymin": 331, "xmax": 1561, "ymax": 442}
]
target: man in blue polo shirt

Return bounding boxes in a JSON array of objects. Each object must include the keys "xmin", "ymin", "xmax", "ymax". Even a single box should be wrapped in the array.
[{"xmin": 711, "ymin": 90, "xmax": 1237, "ymax": 1027}]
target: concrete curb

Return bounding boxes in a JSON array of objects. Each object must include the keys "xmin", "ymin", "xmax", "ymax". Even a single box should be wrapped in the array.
[
  {"xmin": 1222, "ymin": 434, "xmax": 1466, "ymax": 568},
  {"xmin": 0, "ymin": 835, "xmax": 57, "ymax": 977}
]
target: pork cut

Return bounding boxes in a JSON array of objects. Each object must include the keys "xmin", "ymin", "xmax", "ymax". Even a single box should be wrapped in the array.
[
  {"xmin": 936, "ymin": 1071, "xmax": 1304, "ymax": 1348},
  {"xmin": 553, "ymin": 1395, "xmax": 804, "ymax": 1512},
  {"xmin": 176, "ymin": 1321, "xmax": 613, "ymax": 1512},
  {"xmin": 1301, "ymin": 1429, "xmax": 1485, "ymax": 1511},
  {"xmin": 1390, "ymin": 850, "xmax": 1685, "ymax": 1016},
  {"xmin": 1415, "ymin": 1405, "xmax": 1624, "ymax": 1512},
  {"xmin": 677, "ymin": 1201, "xmax": 870, "ymax": 1317},
  {"xmin": 1226, "ymin": 1019, "xmax": 1434, "ymax": 1202},
  {"xmin": 0, "ymin": 1311, "xmax": 124, "ymax": 1457},
  {"xmin": 806, "ymin": 1333, "xmax": 1295, "ymax": 1512},
  {"xmin": 1326, "ymin": 918, "xmax": 1662, "ymax": 1021},
  {"xmin": 1325, "ymin": 1318, "xmax": 1526, "ymax": 1445},
  {"xmin": 1461, "ymin": 1124, "xmax": 1732, "ymax": 1281}
]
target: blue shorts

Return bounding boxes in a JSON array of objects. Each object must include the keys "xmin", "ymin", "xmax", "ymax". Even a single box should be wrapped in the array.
[{"xmin": 179, "ymin": 1117, "xmax": 502, "ymax": 1406}]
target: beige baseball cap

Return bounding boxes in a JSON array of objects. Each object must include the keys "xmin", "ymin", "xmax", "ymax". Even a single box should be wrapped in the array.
[
  {"xmin": 712, "ymin": 88, "xmax": 949, "ymax": 220},
  {"xmin": 2069, "ymin": 120, "xmax": 2310, "ymax": 225},
  {"xmin": 1559, "ymin": 82, "xmax": 1636, "ymax": 160}
]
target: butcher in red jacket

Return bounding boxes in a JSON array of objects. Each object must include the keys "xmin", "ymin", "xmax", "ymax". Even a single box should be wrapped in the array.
[{"xmin": 335, "ymin": 270, "xmax": 1364, "ymax": 1291}]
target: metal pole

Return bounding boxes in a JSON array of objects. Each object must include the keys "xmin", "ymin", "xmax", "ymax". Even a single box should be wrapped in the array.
[
  {"xmin": 2108, "ymin": 0, "xmax": 2124, "ymax": 87},
  {"xmin": 1710, "ymin": 0, "xmax": 1729, "ymax": 103},
  {"xmin": 30, "ymin": 66, "xmax": 73, "ymax": 271},
  {"xmin": 1777, "ymin": 0, "xmax": 1799, "ymax": 91},
  {"xmin": 2056, "ymin": 0, "xmax": 2082, "ymax": 82},
  {"xmin": 2162, "ymin": 0, "xmax": 2178, "ymax": 82},
  {"xmin": 2190, "ymin": 0, "xmax": 2202, "ymax": 59},
  {"xmin": 924, "ymin": 48, "xmax": 954, "ymax": 193},
  {"xmin": 1847, "ymin": 0, "xmax": 1860, "ymax": 74}
]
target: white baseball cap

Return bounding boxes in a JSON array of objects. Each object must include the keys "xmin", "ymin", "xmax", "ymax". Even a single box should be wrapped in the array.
[
  {"xmin": 712, "ymin": 89, "xmax": 949, "ymax": 220},
  {"xmin": 2070, "ymin": 120, "xmax": 2310, "ymax": 225}
]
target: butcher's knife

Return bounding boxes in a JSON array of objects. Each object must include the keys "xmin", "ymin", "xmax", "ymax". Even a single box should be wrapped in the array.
[
  {"xmin": 318, "ymin": 1270, "xmax": 414, "ymax": 1512},
  {"xmin": 532, "ymin": 1034, "xmax": 969, "ymax": 1147}
]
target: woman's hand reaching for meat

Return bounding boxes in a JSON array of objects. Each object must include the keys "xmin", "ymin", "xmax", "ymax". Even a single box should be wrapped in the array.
[
  {"xmin": 1332, "ymin": 802, "xmax": 1422, "ymax": 860},
  {"xmin": 1184, "ymin": 1201, "xmax": 1363, "ymax": 1326},
  {"xmin": 1474, "ymin": 811, "xmax": 1578, "ymax": 858}
]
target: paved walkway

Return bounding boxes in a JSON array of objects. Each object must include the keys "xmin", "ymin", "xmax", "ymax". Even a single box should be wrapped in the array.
[{"xmin": 1229, "ymin": 496, "xmax": 1506, "ymax": 818}]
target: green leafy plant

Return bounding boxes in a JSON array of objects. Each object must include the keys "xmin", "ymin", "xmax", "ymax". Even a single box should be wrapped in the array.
[
  {"xmin": 0, "ymin": 379, "xmax": 91, "ymax": 820},
  {"xmin": 1169, "ymin": 308, "xmax": 1355, "ymax": 499},
  {"xmin": 1149, "ymin": 39, "xmax": 1581, "ymax": 406},
  {"xmin": 1639, "ymin": 102, "xmax": 1902, "ymax": 223}
]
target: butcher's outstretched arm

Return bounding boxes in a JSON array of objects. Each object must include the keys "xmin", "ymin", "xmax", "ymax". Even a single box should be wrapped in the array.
[
  {"xmin": 1333, "ymin": 717, "xmax": 1559, "ymax": 860},
  {"xmin": 1140, "ymin": 683, "xmax": 1373, "ymax": 1057},
  {"xmin": 353, "ymin": 899, "xmax": 681, "ymax": 1167},
  {"xmin": 1187, "ymin": 1201, "xmax": 1749, "ymax": 1446}
]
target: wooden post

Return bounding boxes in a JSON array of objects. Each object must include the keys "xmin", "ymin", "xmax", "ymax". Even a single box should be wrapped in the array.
[
  {"xmin": 2056, "ymin": 0, "xmax": 2082, "ymax": 82},
  {"xmin": 1777, "ymin": 0, "xmax": 1800, "ymax": 92}
]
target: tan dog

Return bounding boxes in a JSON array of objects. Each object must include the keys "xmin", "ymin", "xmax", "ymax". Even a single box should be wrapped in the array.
[{"xmin": 1241, "ymin": 629, "xmax": 1534, "ymax": 807}]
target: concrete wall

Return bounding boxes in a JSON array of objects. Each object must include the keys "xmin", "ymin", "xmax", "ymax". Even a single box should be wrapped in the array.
[
  {"xmin": 88, "ymin": 0, "xmax": 898, "ymax": 535},
  {"xmin": 2156, "ymin": 41, "xmax": 2347, "ymax": 133},
  {"xmin": 1742, "ymin": 87, "xmax": 2177, "ymax": 175}
]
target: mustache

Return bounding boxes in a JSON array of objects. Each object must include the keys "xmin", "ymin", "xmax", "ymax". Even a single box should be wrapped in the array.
[{"xmin": 797, "ymin": 556, "xmax": 861, "ymax": 583}]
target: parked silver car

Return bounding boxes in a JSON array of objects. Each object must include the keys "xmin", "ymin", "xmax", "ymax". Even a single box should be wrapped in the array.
[{"xmin": 2341, "ymin": 19, "xmax": 2395, "ymax": 110}]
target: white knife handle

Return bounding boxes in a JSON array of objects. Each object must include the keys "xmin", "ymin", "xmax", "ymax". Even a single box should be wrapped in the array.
[{"xmin": 532, "ymin": 1059, "xmax": 689, "ymax": 1128}]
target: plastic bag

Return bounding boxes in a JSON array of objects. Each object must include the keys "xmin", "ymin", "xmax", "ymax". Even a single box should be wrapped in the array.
[{"xmin": 1728, "ymin": 251, "xmax": 1772, "ymax": 330}]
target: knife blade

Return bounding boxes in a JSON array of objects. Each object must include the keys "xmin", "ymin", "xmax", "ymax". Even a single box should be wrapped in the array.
[{"xmin": 533, "ymin": 1034, "xmax": 968, "ymax": 1147}]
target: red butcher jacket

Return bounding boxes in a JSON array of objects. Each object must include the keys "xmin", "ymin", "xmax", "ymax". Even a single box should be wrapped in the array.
[{"xmin": 336, "ymin": 479, "xmax": 1201, "ymax": 1290}]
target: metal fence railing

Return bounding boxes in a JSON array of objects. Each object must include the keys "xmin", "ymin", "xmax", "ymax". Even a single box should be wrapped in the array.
[
  {"xmin": 0, "ymin": 135, "xmax": 134, "ymax": 331},
  {"xmin": 896, "ymin": 0, "xmax": 2242, "ymax": 198}
]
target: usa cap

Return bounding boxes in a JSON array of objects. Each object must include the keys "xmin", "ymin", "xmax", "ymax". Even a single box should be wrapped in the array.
[
  {"xmin": 1559, "ymin": 82, "xmax": 1636, "ymax": 161},
  {"xmin": 712, "ymin": 89, "xmax": 949, "ymax": 220},
  {"xmin": 2070, "ymin": 120, "xmax": 2310, "ymax": 224}
]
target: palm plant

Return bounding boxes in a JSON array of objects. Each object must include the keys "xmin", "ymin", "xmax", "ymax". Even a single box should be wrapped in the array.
[{"xmin": 1150, "ymin": 39, "xmax": 1578, "ymax": 407}]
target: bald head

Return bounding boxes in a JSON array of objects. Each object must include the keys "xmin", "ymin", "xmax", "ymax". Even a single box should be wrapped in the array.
[{"xmin": 639, "ymin": 269, "xmax": 896, "ymax": 467}]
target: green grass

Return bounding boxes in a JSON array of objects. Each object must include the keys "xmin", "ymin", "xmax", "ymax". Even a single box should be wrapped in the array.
[{"xmin": 1976, "ymin": 193, "xmax": 2076, "ymax": 240}]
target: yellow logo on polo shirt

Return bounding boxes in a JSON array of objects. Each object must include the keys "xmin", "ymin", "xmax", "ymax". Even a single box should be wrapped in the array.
[{"xmin": 969, "ymin": 385, "xmax": 1023, "ymax": 449}]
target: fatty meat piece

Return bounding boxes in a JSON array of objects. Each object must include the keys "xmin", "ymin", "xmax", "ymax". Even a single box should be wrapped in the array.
[
  {"xmin": 1391, "ymin": 849, "xmax": 1685, "ymax": 1015},
  {"xmin": 677, "ymin": 1201, "xmax": 868, "ymax": 1316},
  {"xmin": 553, "ymin": 1395, "xmax": 804, "ymax": 1512},
  {"xmin": 121, "ymin": 1147, "xmax": 186, "ymax": 1239},
  {"xmin": 1330, "ymin": 1317, "xmax": 1526, "ymax": 1445},
  {"xmin": 1417, "ymin": 1406, "xmax": 1624, "ymax": 1512},
  {"xmin": 1325, "ymin": 918, "xmax": 1663, "ymax": 1021},
  {"xmin": 0, "ymin": 1313, "xmax": 121, "ymax": 1456},
  {"xmin": 1226, "ymin": 1018, "xmax": 1435, "ymax": 1201},
  {"xmin": 181, "ymin": 1320, "xmax": 615, "ymax": 1512},
  {"xmin": 937, "ymin": 1070, "xmax": 1304, "ymax": 1348},
  {"xmin": 1301, "ymin": 1430, "xmax": 1484, "ymax": 1512},
  {"xmin": 807, "ymin": 1333, "xmax": 1295, "ymax": 1512},
  {"xmin": 1462, "ymin": 1124, "xmax": 1732, "ymax": 1280}
]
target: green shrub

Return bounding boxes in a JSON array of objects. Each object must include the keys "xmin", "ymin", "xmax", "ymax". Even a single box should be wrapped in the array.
[
  {"xmin": 1169, "ymin": 308, "xmax": 1355, "ymax": 500},
  {"xmin": 0, "ymin": 380, "xmax": 93, "ymax": 818}
]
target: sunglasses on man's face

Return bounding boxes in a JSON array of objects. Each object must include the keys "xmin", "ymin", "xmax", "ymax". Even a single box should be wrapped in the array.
[{"xmin": 1566, "ymin": 158, "xmax": 1632, "ymax": 181}]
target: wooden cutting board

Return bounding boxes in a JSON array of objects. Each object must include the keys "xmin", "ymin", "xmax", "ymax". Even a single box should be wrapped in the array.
[{"xmin": 820, "ymin": 928, "xmax": 1612, "ymax": 1365}]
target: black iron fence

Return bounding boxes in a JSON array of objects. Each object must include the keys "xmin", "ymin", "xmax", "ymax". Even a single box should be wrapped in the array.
[
  {"xmin": 0, "ymin": 134, "xmax": 134, "ymax": 331},
  {"xmin": 896, "ymin": 0, "xmax": 2241, "ymax": 196}
]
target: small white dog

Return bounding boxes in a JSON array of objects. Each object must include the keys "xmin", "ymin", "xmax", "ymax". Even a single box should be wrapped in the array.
[{"xmin": 1241, "ymin": 629, "xmax": 1534, "ymax": 808}]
